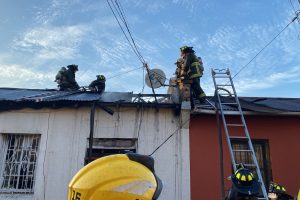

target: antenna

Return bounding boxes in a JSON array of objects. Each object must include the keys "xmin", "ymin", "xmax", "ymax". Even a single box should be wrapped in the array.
[{"xmin": 145, "ymin": 69, "xmax": 166, "ymax": 89}]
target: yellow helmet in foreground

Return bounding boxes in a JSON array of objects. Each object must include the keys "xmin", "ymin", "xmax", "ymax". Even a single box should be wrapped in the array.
[{"xmin": 68, "ymin": 153, "xmax": 162, "ymax": 200}]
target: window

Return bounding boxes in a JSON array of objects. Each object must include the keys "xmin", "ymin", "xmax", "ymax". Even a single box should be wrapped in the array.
[
  {"xmin": 0, "ymin": 134, "xmax": 40, "ymax": 193},
  {"xmin": 84, "ymin": 138, "xmax": 137, "ymax": 165},
  {"xmin": 232, "ymin": 139, "xmax": 272, "ymax": 186}
]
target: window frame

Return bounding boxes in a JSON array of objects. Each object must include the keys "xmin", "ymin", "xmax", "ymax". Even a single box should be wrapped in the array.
[
  {"xmin": 0, "ymin": 134, "xmax": 40, "ymax": 194},
  {"xmin": 231, "ymin": 139, "xmax": 273, "ymax": 186}
]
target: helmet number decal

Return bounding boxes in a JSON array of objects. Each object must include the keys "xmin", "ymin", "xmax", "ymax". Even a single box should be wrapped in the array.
[{"xmin": 71, "ymin": 190, "xmax": 81, "ymax": 200}]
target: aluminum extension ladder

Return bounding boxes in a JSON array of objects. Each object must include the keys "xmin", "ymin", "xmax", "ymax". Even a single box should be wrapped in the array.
[{"xmin": 211, "ymin": 68, "xmax": 268, "ymax": 200}]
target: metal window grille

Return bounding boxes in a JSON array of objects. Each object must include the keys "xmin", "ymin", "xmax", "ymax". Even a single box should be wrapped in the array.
[
  {"xmin": 232, "ymin": 140, "xmax": 272, "ymax": 185},
  {"xmin": 0, "ymin": 134, "xmax": 40, "ymax": 193}
]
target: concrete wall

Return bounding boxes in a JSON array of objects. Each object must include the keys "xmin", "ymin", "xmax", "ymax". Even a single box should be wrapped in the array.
[
  {"xmin": 189, "ymin": 114, "xmax": 300, "ymax": 200},
  {"xmin": 0, "ymin": 106, "xmax": 190, "ymax": 200}
]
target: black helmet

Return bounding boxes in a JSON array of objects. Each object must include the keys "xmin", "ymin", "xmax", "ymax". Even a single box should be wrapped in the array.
[
  {"xmin": 269, "ymin": 182, "xmax": 287, "ymax": 194},
  {"xmin": 96, "ymin": 75, "xmax": 106, "ymax": 81},
  {"xmin": 231, "ymin": 166, "xmax": 260, "ymax": 195},
  {"xmin": 180, "ymin": 46, "xmax": 194, "ymax": 54},
  {"xmin": 67, "ymin": 64, "xmax": 78, "ymax": 71}
]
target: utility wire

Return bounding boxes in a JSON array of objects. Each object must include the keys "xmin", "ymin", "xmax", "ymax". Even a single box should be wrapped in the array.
[
  {"xmin": 106, "ymin": 66, "xmax": 143, "ymax": 80},
  {"xmin": 106, "ymin": 0, "xmax": 158, "ymax": 104},
  {"xmin": 148, "ymin": 115, "xmax": 193, "ymax": 156},
  {"xmin": 289, "ymin": 0, "xmax": 300, "ymax": 24},
  {"xmin": 231, "ymin": 13, "xmax": 300, "ymax": 80},
  {"xmin": 106, "ymin": 0, "xmax": 145, "ymax": 64}
]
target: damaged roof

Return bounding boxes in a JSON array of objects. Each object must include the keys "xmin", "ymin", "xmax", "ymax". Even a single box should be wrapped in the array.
[
  {"xmin": 0, "ymin": 88, "xmax": 300, "ymax": 115},
  {"xmin": 0, "ymin": 88, "xmax": 178, "ymax": 111}
]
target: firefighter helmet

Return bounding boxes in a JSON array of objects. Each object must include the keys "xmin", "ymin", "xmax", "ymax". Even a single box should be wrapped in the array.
[
  {"xmin": 231, "ymin": 166, "xmax": 260, "ymax": 195},
  {"xmin": 67, "ymin": 64, "xmax": 78, "ymax": 71},
  {"xmin": 96, "ymin": 75, "xmax": 106, "ymax": 81},
  {"xmin": 68, "ymin": 153, "xmax": 162, "ymax": 200},
  {"xmin": 269, "ymin": 182, "xmax": 287, "ymax": 194}
]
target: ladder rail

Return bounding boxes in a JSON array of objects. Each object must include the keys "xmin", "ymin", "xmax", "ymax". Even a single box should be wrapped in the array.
[
  {"xmin": 212, "ymin": 69, "xmax": 237, "ymax": 169},
  {"xmin": 212, "ymin": 68, "xmax": 269, "ymax": 200},
  {"xmin": 227, "ymin": 71, "xmax": 268, "ymax": 198}
]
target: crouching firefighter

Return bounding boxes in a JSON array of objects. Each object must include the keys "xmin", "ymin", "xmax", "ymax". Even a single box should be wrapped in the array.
[
  {"xmin": 88, "ymin": 75, "xmax": 106, "ymax": 93},
  {"xmin": 225, "ymin": 164, "xmax": 260, "ymax": 200},
  {"xmin": 68, "ymin": 153, "xmax": 162, "ymax": 200},
  {"xmin": 55, "ymin": 64, "xmax": 80, "ymax": 91},
  {"xmin": 180, "ymin": 46, "xmax": 206, "ymax": 104}
]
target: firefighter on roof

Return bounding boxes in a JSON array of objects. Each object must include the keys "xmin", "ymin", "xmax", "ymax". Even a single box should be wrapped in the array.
[
  {"xmin": 180, "ymin": 46, "xmax": 206, "ymax": 103},
  {"xmin": 55, "ymin": 64, "xmax": 80, "ymax": 91},
  {"xmin": 89, "ymin": 75, "xmax": 106, "ymax": 93}
]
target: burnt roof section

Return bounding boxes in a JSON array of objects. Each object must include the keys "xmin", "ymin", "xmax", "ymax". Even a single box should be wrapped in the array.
[
  {"xmin": 193, "ymin": 96, "xmax": 300, "ymax": 114},
  {"xmin": 0, "ymin": 88, "xmax": 179, "ymax": 111}
]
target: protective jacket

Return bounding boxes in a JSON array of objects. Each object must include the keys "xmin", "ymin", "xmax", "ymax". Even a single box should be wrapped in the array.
[
  {"xmin": 182, "ymin": 53, "xmax": 204, "ymax": 79},
  {"xmin": 89, "ymin": 79, "xmax": 105, "ymax": 93}
]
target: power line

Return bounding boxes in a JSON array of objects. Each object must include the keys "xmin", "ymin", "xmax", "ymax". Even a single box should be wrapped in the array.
[
  {"xmin": 289, "ymin": 0, "xmax": 300, "ymax": 24},
  {"xmin": 106, "ymin": 0, "xmax": 158, "ymax": 103},
  {"xmin": 148, "ymin": 116, "xmax": 192, "ymax": 156},
  {"xmin": 231, "ymin": 14, "xmax": 300, "ymax": 80},
  {"xmin": 106, "ymin": 0, "xmax": 145, "ymax": 64},
  {"xmin": 106, "ymin": 66, "xmax": 143, "ymax": 80}
]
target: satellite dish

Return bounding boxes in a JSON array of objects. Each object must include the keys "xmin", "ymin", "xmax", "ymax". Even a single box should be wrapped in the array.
[{"xmin": 145, "ymin": 68, "xmax": 166, "ymax": 89}]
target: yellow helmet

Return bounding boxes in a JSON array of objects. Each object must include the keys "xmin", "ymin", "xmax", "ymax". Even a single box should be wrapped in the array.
[{"xmin": 68, "ymin": 154, "xmax": 162, "ymax": 200}]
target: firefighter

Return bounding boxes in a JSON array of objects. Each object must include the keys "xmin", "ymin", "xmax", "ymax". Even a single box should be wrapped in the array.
[
  {"xmin": 225, "ymin": 165, "xmax": 260, "ymax": 200},
  {"xmin": 268, "ymin": 182, "xmax": 293, "ymax": 200},
  {"xmin": 175, "ymin": 58, "xmax": 184, "ymax": 79},
  {"xmin": 89, "ymin": 75, "xmax": 106, "ymax": 93},
  {"xmin": 55, "ymin": 64, "xmax": 80, "ymax": 91},
  {"xmin": 68, "ymin": 153, "xmax": 162, "ymax": 200},
  {"xmin": 180, "ymin": 46, "xmax": 206, "ymax": 104}
]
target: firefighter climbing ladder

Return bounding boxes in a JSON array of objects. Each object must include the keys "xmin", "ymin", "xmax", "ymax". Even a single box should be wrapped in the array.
[{"xmin": 211, "ymin": 68, "xmax": 268, "ymax": 200}]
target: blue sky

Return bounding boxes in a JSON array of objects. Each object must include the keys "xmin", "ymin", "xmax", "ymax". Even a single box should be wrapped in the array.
[{"xmin": 0, "ymin": 0, "xmax": 299, "ymax": 97}]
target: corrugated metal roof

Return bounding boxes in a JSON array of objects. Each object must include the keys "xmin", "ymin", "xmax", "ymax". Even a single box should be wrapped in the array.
[
  {"xmin": 1, "ymin": 88, "xmax": 300, "ymax": 114},
  {"xmin": 0, "ymin": 88, "xmax": 133, "ymax": 103},
  {"xmin": 194, "ymin": 96, "xmax": 300, "ymax": 114}
]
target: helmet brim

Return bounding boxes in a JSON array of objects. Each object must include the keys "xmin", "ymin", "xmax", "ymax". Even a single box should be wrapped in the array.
[{"xmin": 232, "ymin": 176, "xmax": 260, "ymax": 195}]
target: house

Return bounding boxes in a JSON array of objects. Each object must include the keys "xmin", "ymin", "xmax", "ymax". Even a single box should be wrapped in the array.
[
  {"xmin": 190, "ymin": 97, "xmax": 300, "ymax": 199},
  {"xmin": 0, "ymin": 87, "xmax": 299, "ymax": 200},
  {"xmin": 0, "ymin": 88, "xmax": 190, "ymax": 200}
]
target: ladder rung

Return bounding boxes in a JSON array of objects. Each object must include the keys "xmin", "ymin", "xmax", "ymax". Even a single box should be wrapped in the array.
[
  {"xmin": 230, "ymin": 136, "xmax": 248, "ymax": 139},
  {"xmin": 221, "ymin": 102, "xmax": 238, "ymax": 105},
  {"xmin": 226, "ymin": 124, "xmax": 244, "ymax": 127},
  {"xmin": 235, "ymin": 163, "xmax": 256, "ymax": 167},
  {"xmin": 216, "ymin": 84, "xmax": 232, "ymax": 87},
  {"xmin": 214, "ymin": 76, "xmax": 230, "ymax": 78},
  {"xmin": 233, "ymin": 149, "xmax": 252, "ymax": 152},
  {"xmin": 218, "ymin": 93, "xmax": 235, "ymax": 97}
]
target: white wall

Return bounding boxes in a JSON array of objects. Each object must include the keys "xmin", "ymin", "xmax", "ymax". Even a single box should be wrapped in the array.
[{"xmin": 0, "ymin": 106, "xmax": 190, "ymax": 200}]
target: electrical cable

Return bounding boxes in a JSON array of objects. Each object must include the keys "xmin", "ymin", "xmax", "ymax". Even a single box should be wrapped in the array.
[
  {"xmin": 148, "ymin": 115, "xmax": 193, "ymax": 156},
  {"xmin": 289, "ymin": 0, "xmax": 300, "ymax": 24},
  {"xmin": 106, "ymin": 0, "xmax": 159, "ymax": 103},
  {"xmin": 106, "ymin": 66, "xmax": 143, "ymax": 80},
  {"xmin": 231, "ymin": 14, "xmax": 300, "ymax": 80},
  {"xmin": 106, "ymin": 0, "xmax": 145, "ymax": 64}
]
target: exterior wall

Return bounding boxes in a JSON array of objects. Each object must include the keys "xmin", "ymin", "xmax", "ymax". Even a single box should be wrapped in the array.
[
  {"xmin": 0, "ymin": 106, "xmax": 190, "ymax": 200},
  {"xmin": 190, "ymin": 114, "xmax": 300, "ymax": 200}
]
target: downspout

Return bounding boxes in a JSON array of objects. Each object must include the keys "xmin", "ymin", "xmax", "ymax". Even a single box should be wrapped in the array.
[{"xmin": 88, "ymin": 102, "xmax": 96, "ymax": 164}]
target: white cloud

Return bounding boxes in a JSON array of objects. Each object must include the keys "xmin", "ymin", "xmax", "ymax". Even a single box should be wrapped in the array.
[
  {"xmin": 0, "ymin": 64, "xmax": 55, "ymax": 88},
  {"xmin": 13, "ymin": 25, "xmax": 89, "ymax": 60}
]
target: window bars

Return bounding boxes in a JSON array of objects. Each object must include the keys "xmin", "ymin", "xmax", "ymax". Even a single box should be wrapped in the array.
[{"xmin": 0, "ymin": 134, "xmax": 40, "ymax": 194}]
